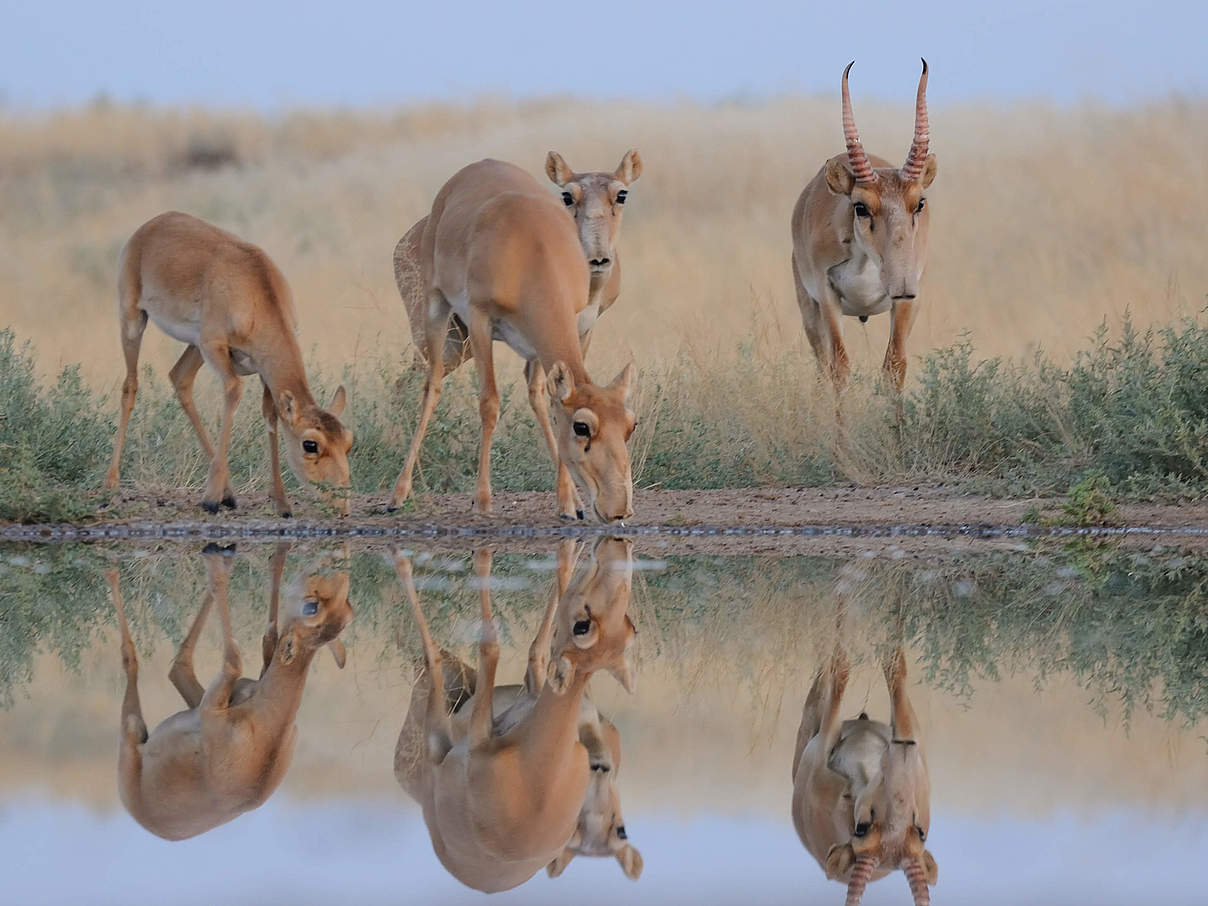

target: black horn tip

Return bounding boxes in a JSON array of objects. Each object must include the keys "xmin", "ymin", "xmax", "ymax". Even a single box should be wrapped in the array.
[
  {"xmin": 844, "ymin": 61, "xmax": 856, "ymax": 77},
  {"xmin": 920, "ymin": 57, "xmax": 928, "ymax": 73}
]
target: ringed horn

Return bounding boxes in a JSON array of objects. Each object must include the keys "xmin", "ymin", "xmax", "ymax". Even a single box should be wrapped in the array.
[
  {"xmin": 902, "ymin": 58, "xmax": 931, "ymax": 181},
  {"xmin": 845, "ymin": 854, "xmax": 878, "ymax": 906},
  {"xmin": 841, "ymin": 61, "xmax": 876, "ymax": 185},
  {"xmin": 842, "ymin": 58, "xmax": 932, "ymax": 184},
  {"xmin": 904, "ymin": 856, "xmax": 932, "ymax": 906}
]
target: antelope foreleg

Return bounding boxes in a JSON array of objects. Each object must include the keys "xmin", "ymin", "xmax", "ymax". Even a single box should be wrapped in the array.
[{"xmin": 469, "ymin": 548, "xmax": 499, "ymax": 750}]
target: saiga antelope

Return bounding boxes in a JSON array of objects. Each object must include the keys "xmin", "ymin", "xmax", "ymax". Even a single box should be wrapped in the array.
[
  {"xmin": 392, "ymin": 538, "xmax": 639, "ymax": 891},
  {"xmin": 394, "ymin": 150, "xmax": 642, "ymax": 372},
  {"xmin": 388, "ymin": 159, "xmax": 637, "ymax": 522},
  {"xmin": 791, "ymin": 61, "xmax": 937, "ymax": 393},
  {"xmin": 109, "ymin": 542, "xmax": 352, "ymax": 840},
  {"xmin": 792, "ymin": 647, "xmax": 937, "ymax": 905},
  {"xmin": 104, "ymin": 212, "xmax": 354, "ymax": 516}
]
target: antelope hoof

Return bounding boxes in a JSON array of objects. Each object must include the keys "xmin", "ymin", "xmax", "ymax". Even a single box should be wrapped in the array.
[
  {"xmin": 201, "ymin": 500, "xmax": 220, "ymax": 514},
  {"xmin": 202, "ymin": 542, "xmax": 237, "ymax": 556},
  {"xmin": 221, "ymin": 495, "xmax": 237, "ymax": 510},
  {"xmin": 577, "ymin": 508, "xmax": 585, "ymax": 521}
]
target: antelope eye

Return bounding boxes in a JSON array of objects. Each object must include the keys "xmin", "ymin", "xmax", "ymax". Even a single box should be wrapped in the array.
[
  {"xmin": 573, "ymin": 421, "xmax": 591, "ymax": 438},
  {"xmin": 302, "ymin": 439, "xmax": 319, "ymax": 454},
  {"xmin": 616, "ymin": 825, "xmax": 627, "ymax": 840},
  {"xmin": 572, "ymin": 619, "xmax": 592, "ymax": 636},
  {"xmin": 562, "ymin": 191, "xmax": 575, "ymax": 206},
  {"xmin": 915, "ymin": 825, "xmax": 925, "ymax": 842},
  {"xmin": 616, "ymin": 190, "xmax": 628, "ymax": 205},
  {"xmin": 852, "ymin": 201, "xmax": 871, "ymax": 218},
  {"xmin": 302, "ymin": 599, "xmax": 319, "ymax": 616},
  {"xmin": 916, "ymin": 198, "xmax": 926, "ymax": 213}
]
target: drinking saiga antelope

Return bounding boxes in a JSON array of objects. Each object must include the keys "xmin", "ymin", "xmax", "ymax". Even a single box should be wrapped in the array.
[
  {"xmin": 109, "ymin": 542, "xmax": 352, "ymax": 840},
  {"xmin": 791, "ymin": 60, "xmax": 937, "ymax": 393},
  {"xmin": 394, "ymin": 149, "xmax": 642, "ymax": 370},
  {"xmin": 392, "ymin": 538, "xmax": 639, "ymax": 891},
  {"xmin": 104, "ymin": 212, "xmax": 354, "ymax": 516},
  {"xmin": 388, "ymin": 159, "xmax": 638, "ymax": 522},
  {"xmin": 792, "ymin": 647, "xmax": 937, "ymax": 905}
]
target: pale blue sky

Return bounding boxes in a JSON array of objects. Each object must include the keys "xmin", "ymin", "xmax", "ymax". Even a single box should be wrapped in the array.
[
  {"xmin": 1, "ymin": 0, "xmax": 1205, "ymax": 109},
  {"xmin": 4, "ymin": 800, "xmax": 1205, "ymax": 904}
]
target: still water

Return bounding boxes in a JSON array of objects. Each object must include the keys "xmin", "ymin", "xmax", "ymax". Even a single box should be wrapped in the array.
[{"xmin": 0, "ymin": 536, "xmax": 1205, "ymax": 905}]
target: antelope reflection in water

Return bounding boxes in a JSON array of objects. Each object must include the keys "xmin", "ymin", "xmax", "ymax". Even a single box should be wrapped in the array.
[
  {"xmin": 109, "ymin": 542, "xmax": 352, "ymax": 840},
  {"xmin": 792, "ymin": 642, "xmax": 937, "ymax": 906},
  {"xmin": 393, "ymin": 538, "xmax": 641, "ymax": 892}
]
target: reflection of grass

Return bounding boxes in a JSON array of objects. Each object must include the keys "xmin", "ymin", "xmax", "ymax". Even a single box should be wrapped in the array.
[{"xmin": 2, "ymin": 544, "xmax": 1205, "ymax": 728}]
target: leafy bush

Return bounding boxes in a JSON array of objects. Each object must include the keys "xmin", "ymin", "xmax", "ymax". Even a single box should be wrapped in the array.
[{"xmin": 0, "ymin": 329, "xmax": 114, "ymax": 521}]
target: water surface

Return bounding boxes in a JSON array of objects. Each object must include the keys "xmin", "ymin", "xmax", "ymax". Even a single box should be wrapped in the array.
[{"xmin": 1, "ymin": 537, "xmax": 1205, "ymax": 905}]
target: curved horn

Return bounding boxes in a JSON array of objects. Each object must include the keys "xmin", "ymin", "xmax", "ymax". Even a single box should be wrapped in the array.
[
  {"xmin": 845, "ymin": 854, "xmax": 877, "ymax": 906},
  {"xmin": 902, "ymin": 58, "xmax": 930, "ymax": 180},
  {"xmin": 904, "ymin": 857, "xmax": 931, "ymax": 906},
  {"xmin": 842, "ymin": 62, "xmax": 876, "ymax": 185}
]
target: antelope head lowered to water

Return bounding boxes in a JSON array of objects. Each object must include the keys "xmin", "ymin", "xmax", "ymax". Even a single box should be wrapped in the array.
[
  {"xmin": 791, "ymin": 60, "xmax": 937, "ymax": 394},
  {"xmin": 792, "ymin": 647, "xmax": 937, "ymax": 905},
  {"xmin": 109, "ymin": 543, "xmax": 352, "ymax": 841}
]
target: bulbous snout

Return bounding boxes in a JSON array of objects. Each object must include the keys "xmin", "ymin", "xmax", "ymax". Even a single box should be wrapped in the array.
[
  {"xmin": 590, "ymin": 484, "xmax": 634, "ymax": 524},
  {"xmin": 588, "ymin": 256, "xmax": 612, "ymax": 273}
]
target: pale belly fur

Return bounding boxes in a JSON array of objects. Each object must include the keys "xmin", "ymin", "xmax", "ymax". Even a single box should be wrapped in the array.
[
  {"xmin": 445, "ymin": 291, "xmax": 558, "ymax": 364},
  {"xmin": 145, "ymin": 307, "xmax": 258, "ymax": 376}
]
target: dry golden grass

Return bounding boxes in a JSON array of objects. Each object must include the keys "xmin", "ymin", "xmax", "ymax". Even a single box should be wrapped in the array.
[{"xmin": 3, "ymin": 96, "xmax": 1206, "ymax": 394}]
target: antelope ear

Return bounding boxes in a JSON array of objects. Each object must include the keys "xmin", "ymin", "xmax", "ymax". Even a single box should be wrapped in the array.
[
  {"xmin": 546, "ymin": 151, "xmax": 573, "ymax": 186},
  {"xmin": 328, "ymin": 385, "xmax": 347, "ymax": 416},
  {"xmin": 617, "ymin": 844, "xmax": 643, "ymax": 879},
  {"xmin": 920, "ymin": 153, "xmax": 938, "ymax": 189},
  {"xmin": 922, "ymin": 850, "xmax": 938, "ymax": 885},
  {"xmin": 327, "ymin": 640, "xmax": 347, "ymax": 669},
  {"xmin": 547, "ymin": 361, "xmax": 576, "ymax": 404},
  {"xmin": 825, "ymin": 843, "xmax": 856, "ymax": 880},
  {"xmin": 278, "ymin": 389, "xmax": 300, "ymax": 427},
  {"xmin": 825, "ymin": 158, "xmax": 855, "ymax": 196},
  {"xmin": 609, "ymin": 362, "xmax": 635, "ymax": 403},
  {"xmin": 549, "ymin": 654, "xmax": 576, "ymax": 694},
  {"xmin": 546, "ymin": 847, "xmax": 575, "ymax": 878},
  {"xmin": 608, "ymin": 647, "xmax": 636, "ymax": 694},
  {"xmin": 615, "ymin": 149, "xmax": 643, "ymax": 184}
]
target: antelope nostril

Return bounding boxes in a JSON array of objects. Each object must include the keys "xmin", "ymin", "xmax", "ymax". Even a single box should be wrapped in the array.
[
  {"xmin": 589, "ymin": 258, "xmax": 611, "ymax": 268},
  {"xmin": 893, "ymin": 293, "xmax": 917, "ymax": 300}
]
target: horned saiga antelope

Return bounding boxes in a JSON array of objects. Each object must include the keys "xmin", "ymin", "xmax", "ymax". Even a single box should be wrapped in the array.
[
  {"xmin": 792, "ymin": 647, "xmax": 938, "ymax": 905},
  {"xmin": 389, "ymin": 160, "xmax": 638, "ymax": 521},
  {"xmin": 392, "ymin": 538, "xmax": 639, "ymax": 891},
  {"xmin": 791, "ymin": 61, "xmax": 937, "ymax": 393},
  {"xmin": 109, "ymin": 543, "xmax": 352, "ymax": 840},
  {"xmin": 105, "ymin": 212, "xmax": 354, "ymax": 516}
]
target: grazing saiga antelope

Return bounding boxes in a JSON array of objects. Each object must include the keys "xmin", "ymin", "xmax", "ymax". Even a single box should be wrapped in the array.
[
  {"xmin": 388, "ymin": 159, "xmax": 637, "ymax": 522},
  {"xmin": 104, "ymin": 212, "xmax": 354, "ymax": 516},
  {"xmin": 791, "ymin": 61, "xmax": 937, "ymax": 393},
  {"xmin": 392, "ymin": 538, "xmax": 638, "ymax": 892},
  {"xmin": 393, "ymin": 150, "xmax": 642, "ymax": 370},
  {"xmin": 792, "ymin": 647, "xmax": 937, "ymax": 905},
  {"xmin": 109, "ymin": 543, "xmax": 352, "ymax": 840}
]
